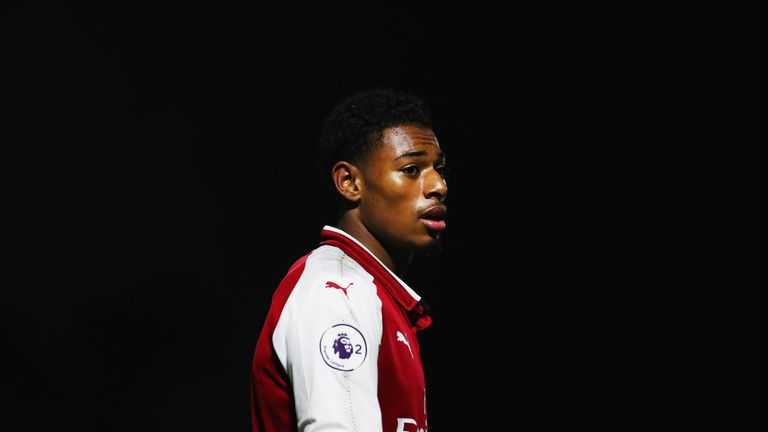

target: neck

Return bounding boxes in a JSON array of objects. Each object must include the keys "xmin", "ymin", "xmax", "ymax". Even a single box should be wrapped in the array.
[{"xmin": 336, "ymin": 212, "xmax": 412, "ymax": 276}]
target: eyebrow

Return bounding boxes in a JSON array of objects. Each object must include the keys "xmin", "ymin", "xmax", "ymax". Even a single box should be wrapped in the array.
[{"xmin": 395, "ymin": 150, "xmax": 446, "ymax": 164}]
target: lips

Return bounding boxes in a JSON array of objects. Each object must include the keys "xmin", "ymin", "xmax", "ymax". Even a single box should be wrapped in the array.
[
  {"xmin": 419, "ymin": 205, "xmax": 447, "ymax": 231},
  {"xmin": 420, "ymin": 205, "xmax": 447, "ymax": 220}
]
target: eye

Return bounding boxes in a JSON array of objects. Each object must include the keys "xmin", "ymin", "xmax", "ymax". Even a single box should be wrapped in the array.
[{"xmin": 401, "ymin": 165, "xmax": 420, "ymax": 176}]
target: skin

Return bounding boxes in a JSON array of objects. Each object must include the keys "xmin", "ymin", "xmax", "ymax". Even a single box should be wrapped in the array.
[{"xmin": 332, "ymin": 125, "xmax": 448, "ymax": 276}]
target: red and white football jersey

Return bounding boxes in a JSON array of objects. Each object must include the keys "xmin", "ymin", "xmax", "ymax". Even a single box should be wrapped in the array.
[{"xmin": 251, "ymin": 226, "xmax": 432, "ymax": 432}]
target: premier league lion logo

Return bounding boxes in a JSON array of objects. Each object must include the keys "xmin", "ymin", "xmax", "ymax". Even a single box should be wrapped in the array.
[{"xmin": 320, "ymin": 324, "xmax": 367, "ymax": 371}]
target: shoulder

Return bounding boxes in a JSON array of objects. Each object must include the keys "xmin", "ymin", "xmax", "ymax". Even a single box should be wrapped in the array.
[
  {"xmin": 275, "ymin": 245, "xmax": 384, "ymax": 342},
  {"xmin": 280, "ymin": 245, "xmax": 380, "ymax": 313},
  {"xmin": 301, "ymin": 245, "xmax": 375, "ymax": 289}
]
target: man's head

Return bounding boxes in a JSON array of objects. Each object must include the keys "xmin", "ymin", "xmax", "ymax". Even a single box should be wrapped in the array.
[
  {"xmin": 318, "ymin": 89, "xmax": 448, "ymax": 254},
  {"xmin": 333, "ymin": 334, "xmax": 353, "ymax": 359}
]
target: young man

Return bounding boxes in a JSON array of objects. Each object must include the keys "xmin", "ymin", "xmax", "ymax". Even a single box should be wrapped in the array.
[{"xmin": 251, "ymin": 89, "xmax": 447, "ymax": 432}]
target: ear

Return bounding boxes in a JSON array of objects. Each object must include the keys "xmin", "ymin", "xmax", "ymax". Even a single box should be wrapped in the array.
[{"xmin": 331, "ymin": 161, "xmax": 363, "ymax": 203}]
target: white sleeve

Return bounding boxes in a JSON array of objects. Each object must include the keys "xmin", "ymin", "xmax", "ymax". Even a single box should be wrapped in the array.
[{"xmin": 272, "ymin": 272, "xmax": 383, "ymax": 432}]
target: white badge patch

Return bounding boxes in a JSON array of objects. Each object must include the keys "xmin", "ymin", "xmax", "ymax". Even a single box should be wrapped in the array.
[{"xmin": 319, "ymin": 323, "xmax": 368, "ymax": 371}]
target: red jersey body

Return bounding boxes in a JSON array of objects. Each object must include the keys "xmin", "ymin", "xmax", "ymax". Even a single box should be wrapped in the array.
[{"xmin": 251, "ymin": 226, "xmax": 432, "ymax": 432}]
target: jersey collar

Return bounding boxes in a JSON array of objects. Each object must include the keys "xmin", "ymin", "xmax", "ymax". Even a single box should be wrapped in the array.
[{"xmin": 319, "ymin": 226, "xmax": 432, "ymax": 330}]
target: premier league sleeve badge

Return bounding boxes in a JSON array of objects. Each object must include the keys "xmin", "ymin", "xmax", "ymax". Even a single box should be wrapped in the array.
[{"xmin": 319, "ymin": 323, "xmax": 368, "ymax": 371}]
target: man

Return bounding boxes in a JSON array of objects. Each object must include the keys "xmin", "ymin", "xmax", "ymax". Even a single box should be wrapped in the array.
[{"xmin": 251, "ymin": 89, "xmax": 448, "ymax": 432}]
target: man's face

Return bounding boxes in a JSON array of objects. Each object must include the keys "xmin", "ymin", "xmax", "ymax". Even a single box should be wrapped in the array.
[{"xmin": 357, "ymin": 125, "xmax": 448, "ymax": 252}]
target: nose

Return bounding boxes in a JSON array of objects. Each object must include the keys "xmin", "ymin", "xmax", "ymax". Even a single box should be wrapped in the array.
[{"xmin": 424, "ymin": 168, "xmax": 447, "ymax": 201}]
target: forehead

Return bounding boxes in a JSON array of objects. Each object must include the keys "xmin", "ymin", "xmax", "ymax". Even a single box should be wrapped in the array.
[{"xmin": 377, "ymin": 125, "xmax": 440, "ymax": 157}]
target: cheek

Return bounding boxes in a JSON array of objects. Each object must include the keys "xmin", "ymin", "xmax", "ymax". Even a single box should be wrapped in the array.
[
  {"xmin": 367, "ymin": 176, "xmax": 400, "ymax": 203},
  {"xmin": 382, "ymin": 176, "xmax": 416, "ymax": 204},
  {"xmin": 363, "ymin": 173, "xmax": 420, "ymax": 223},
  {"xmin": 378, "ymin": 186, "xmax": 416, "ymax": 217}
]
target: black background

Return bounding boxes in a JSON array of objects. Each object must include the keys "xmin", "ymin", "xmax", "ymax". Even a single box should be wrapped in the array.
[{"xmin": 5, "ymin": 4, "xmax": 759, "ymax": 431}]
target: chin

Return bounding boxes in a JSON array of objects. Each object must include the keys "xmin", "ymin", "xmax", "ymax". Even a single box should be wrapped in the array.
[{"xmin": 413, "ymin": 234, "xmax": 443, "ymax": 255}]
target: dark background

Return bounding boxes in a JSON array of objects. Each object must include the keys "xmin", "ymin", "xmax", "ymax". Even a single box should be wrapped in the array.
[{"xmin": 5, "ymin": 5, "xmax": 758, "ymax": 431}]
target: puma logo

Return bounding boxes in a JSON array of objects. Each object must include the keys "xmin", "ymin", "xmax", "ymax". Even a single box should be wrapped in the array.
[
  {"xmin": 396, "ymin": 331, "xmax": 414, "ymax": 359},
  {"xmin": 325, "ymin": 281, "xmax": 353, "ymax": 297}
]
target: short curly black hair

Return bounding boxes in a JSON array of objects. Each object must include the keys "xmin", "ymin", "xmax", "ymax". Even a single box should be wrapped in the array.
[{"xmin": 318, "ymin": 89, "xmax": 432, "ymax": 183}]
